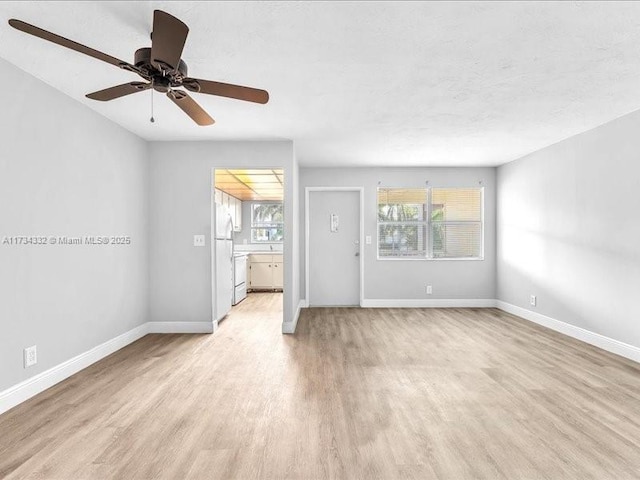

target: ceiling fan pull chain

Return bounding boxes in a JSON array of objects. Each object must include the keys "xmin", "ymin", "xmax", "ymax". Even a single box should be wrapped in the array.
[{"xmin": 150, "ymin": 88, "xmax": 155, "ymax": 123}]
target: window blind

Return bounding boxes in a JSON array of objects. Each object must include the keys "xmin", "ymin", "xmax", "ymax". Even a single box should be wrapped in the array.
[
  {"xmin": 431, "ymin": 188, "xmax": 483, "ymax": 258},
  {"xmin": 377, "ymin": 188, "xmax": 427, "ymax": 257},
  {"xmin": 377, "ymin": 187, "xmax": 483, "ymax": 259}
]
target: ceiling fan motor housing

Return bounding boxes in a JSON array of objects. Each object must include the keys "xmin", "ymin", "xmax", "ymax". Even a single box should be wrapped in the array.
[{"xmin": 134, "ymin": 47, "xmax": 188, "ymax": 92}]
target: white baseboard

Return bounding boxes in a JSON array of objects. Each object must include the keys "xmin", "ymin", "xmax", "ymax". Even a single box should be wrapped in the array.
[
  {"xmin": 147, "ymin": 321, "xmax": 214, "ymax": 334},
  {"xmin": 283, "ymin": 300, "xmax": 306, "ymax": 334},
  {"xmin": 496, "ymin": 301, "xmax": 640, "ymax": 364},
  {"xmin": 0, "ymin": 322, "xmax": 150, "ymax": 416},
  {"xmin": 361, "ymin": 298, "xmax": 497, "ymax": 308},
  {"xmin": 0, "ymin": 320, "xmax": 216, "ymax": 416}
]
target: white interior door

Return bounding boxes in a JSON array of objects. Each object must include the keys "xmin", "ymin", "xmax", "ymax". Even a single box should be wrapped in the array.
[{"xmin": 308, "ymin": 190, "xmax": 360, "ymax": 306}]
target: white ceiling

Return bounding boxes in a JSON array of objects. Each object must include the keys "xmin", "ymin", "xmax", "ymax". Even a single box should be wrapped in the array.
[{"xmin": 2, "ymin": 1, "xmax": 640, "ymax": 167}]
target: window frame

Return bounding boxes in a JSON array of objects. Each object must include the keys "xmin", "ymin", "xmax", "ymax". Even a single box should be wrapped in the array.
[
  {"xmin": 376, "ymin": 187, "xmax": 484, "ymax": 261},
  {"xmin": 377, "ymin": 189, "xmax": 429, "ymax": 259},
  {"xmin": 250, "ymin": 202, "xmax": 284, "ymax": 244}
]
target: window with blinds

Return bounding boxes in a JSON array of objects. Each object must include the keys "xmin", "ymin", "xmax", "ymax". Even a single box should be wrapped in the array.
[
  {"xmin": 378, "ymin": 188, "xmax": 427, "ymax": 257},
  {"xmin": 430, "ymin": 188, "xmax": 483, "ymax": 258},
  {"xmin": 377, "ymin": 187, "xmax": 483, "ymax": 259}
]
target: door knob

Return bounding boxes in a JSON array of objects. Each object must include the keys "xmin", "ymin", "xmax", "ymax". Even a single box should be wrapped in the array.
[{"xmin": 355, "ymin": 252, "xmax": 360, "ymax": 257}]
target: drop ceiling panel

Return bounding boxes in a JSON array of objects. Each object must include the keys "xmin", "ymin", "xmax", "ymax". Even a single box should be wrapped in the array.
[
  {"xmin": 227, "ymin": 169, "xmax": 280, "ymax": 175},
  {"xmin": 215, "ymin": 168, "xmax": 283, "ymax": 202}
]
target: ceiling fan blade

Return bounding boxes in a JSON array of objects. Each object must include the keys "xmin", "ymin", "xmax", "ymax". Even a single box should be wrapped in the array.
[
  {"xmin": 150, "ymin": 10, "xmax": 188, "ymax": 72},
  {"xmin": 167, "ymin": 90, "xmax": 214, "ymax": 126},
  {"xmin": 8, "ymin": 19, "xmax": 135, "ymax": 70},
  {"xmin": 86, "ymin": 82, "xmax": 151, "ymax": 101},
  {"xmin": 183, "ymin": 78, "xmax": 269, "ymax": 104}
]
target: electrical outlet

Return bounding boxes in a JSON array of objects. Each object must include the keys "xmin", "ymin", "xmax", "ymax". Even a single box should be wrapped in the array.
[
  {"xmin": 24, "ymin": 345, "xmax": 37, "ymax": 368},
  {"xmin": 426, "ymin": 285, "xmax": 433, "ymax": 295},
  {"xmin": 193, "ymin": 235, "xmax": 205, "ymax": 247},
  {"xmin": 530, "ymin": 295, "xmax": 537, "ymax": 307},
  {"xmin": 365, "ymin": 235, "xmax": 372, "ymax": 245}
]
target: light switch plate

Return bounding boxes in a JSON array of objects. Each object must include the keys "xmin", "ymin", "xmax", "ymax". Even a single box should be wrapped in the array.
[
  {"xmin": 330, "ymin": 214, "xmax": 339, "ymax": 232},
  {"xmin": 365, "ymin": 235, "xmax": 372, "ymax": 245},
  {"xmin": 193, "ymin": 235, "xmax": 206, "ymax": 247},
  {"xmin": 24, "ymin": 345, "xmax": 37, "ymax": 368}
]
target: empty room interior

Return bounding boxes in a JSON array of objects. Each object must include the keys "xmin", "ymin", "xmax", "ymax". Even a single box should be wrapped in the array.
[{"xmin": 1, "ymin": 1, "xmax": 640, "ymax": 479}]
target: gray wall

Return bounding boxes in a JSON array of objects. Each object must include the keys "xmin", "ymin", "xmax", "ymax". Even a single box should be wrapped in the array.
[
  {"xmin": 497, "ymin": 110, "xmax": 640, "ymax": 348},
  {"xmin": 299, "ymin": 167, "xmax": 496, "ymax": 301},
  {"xmin": 0, "ymin": 58, "xmax": 149, "ymax": 392},
  {"xmin": 148, "ymin": 141, "xmax": 299, "ymax": 327},
  {"xmin": 291, "ymin": 155, "xmax": 300, "ymax": 315}
]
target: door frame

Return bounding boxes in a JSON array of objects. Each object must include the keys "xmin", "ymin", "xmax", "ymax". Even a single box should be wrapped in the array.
[
  {"xmin": 211, "ymin": 167, "xmax": 286, "ymax": 332},
  {"xmin": 305, "ymin": 187, "xmax": 364, "ymax": 307}
]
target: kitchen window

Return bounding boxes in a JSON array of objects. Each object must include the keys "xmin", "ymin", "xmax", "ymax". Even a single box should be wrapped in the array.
[
  {"xmin": 377, "ymin": 187, "xmax": 483, "ymax": 259},
  {"xmin": 251, "ymin": 203, "xmax": 284, "ymax": 243}
]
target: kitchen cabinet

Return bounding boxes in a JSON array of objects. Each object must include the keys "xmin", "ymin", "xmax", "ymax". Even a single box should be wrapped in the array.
[
  {"xmin": 272, "ymin": 258, "xmax": 283, "ymax": 288},
  {"xmin": 249, "ymin": 262, "xmax": 273, "ymax": 289},
  {"xmin": 214, "ymin": 189, "xmax": 242, "ymax": 232},
  {"xmin": 249, "ymin": 254, "xmax": 283, "ymax": 290},
  {"xmin": 233, "ymin": 199, "xmax": 242, "ymax": 232}
]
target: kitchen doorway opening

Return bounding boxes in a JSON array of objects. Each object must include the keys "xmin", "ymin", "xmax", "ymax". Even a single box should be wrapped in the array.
[{"xmin": 211, "ymin": 168, "xmax": 284, "ymax": 331}]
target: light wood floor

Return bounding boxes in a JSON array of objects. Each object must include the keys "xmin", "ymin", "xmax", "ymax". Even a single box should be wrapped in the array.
[{"xmin": 2, "ymin": 296, "xmax": 640, "ymax": 479}]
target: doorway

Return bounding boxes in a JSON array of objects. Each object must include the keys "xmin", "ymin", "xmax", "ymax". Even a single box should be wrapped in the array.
[
  {"xmin": 306, "ymin": 188, "xmax": 363, "ymax": 307},
  {"xmin": 212, "ymin": 168, "xmax": 284, "ymax": 329}
]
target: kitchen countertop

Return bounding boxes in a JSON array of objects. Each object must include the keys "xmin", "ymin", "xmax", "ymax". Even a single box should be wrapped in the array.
[
  {"xmin": 234, "ymin": 251, "xmax": 284, "ymax": 257},
  {"xmin": 234, "ymin": 246, "xmax": 283, "ymax": 253}
]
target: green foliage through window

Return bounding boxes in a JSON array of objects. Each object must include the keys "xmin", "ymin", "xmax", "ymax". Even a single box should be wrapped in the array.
[
  {"xmin": 377, "ymin": 188, "xmax": 483, "ymax": 259},
  {"xmin": 251, "ymin": 203, "xmax": 284, "ymax": 243}
]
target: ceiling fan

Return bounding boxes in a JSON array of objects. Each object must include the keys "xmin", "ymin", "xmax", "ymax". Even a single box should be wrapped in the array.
[{"xmin": 8, "ymin": 10, "xmax": 269, "ymax": 126}]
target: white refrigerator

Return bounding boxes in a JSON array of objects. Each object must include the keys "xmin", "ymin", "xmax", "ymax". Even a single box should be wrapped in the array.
[{"xmin": 215, "ymin": 203, "xmax": 234, "ymax": 322}]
